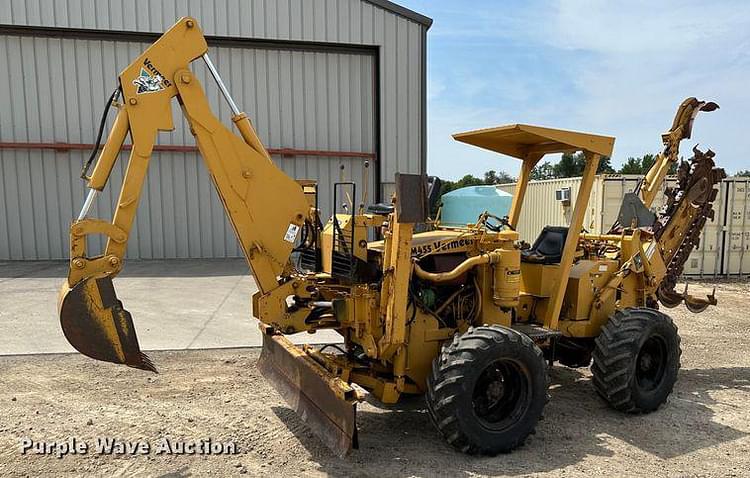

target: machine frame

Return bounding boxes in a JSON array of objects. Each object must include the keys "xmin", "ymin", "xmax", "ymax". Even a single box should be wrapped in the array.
[{"xmin": 57, "ymin": 17, "xmax": 725, "ymax": 457}]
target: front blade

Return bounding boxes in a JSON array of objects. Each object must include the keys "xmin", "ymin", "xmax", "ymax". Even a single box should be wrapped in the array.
[
  {"xmin": 258, "ymin": 329, "xmax": 358, "ymax": 457},
  {"xmin": 58, "ymin": 276, "xmax": 156, "ymax": 372}
]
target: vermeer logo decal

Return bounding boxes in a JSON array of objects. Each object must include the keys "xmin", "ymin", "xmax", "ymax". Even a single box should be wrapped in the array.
[
  {"xmin": 132, "ymin": 58, "xmax": 171, "ymax": 94},
  {"xmin": 411, "ymin": 238, "xmax": 477, "ymax": 257}
]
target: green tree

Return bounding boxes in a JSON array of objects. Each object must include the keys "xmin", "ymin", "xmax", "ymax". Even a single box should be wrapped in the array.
[
  {"xmin": 530, "ymin": 161, "xmax": 555, "ymax": 180},
  {"xmin": 619, "ymin": 154, "xmax": 676, "ymax": 175},
  {"xmin": 552, "ymin": 152, "xmax": 584, "ymax": 178},
  {"xmin": 620, "ymin": 154, "xmax": 656, "ymax": 174},
  {"xmin": 530, "ymin": 152, "xmax": 614, "ymax": 179},
  {"xmin": 598, "ymin": 156, "xmax": 616, "ymax": 174},
  {"xmin": 439, "ymin": 174, "xmax": 484, "ymax": 197},
  {"xmin": 483, "ymin": 169, "xmax": 515, "ymax": 184},
  {"xmin": 619, "ymin": 156, "xmax": 644, "ymax": 174},
  {"xmin": 735, "ymin": 170, "xmax": 750, "ymax": 177},
  {"xmin": 439, "ymin": 170, "xmax": 516, "ymax": 197}
]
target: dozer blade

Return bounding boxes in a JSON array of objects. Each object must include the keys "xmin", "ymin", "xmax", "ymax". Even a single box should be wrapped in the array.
[
  {"xmin": 58, "ymin": 276, "xmax": 156, "ymax": 372},
  {"xmin": 258, "ymin": 326, "xmax": 359, "ymax": 457}
]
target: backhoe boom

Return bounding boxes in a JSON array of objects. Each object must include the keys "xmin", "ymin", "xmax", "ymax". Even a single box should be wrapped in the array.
[{"xmin": 59, "ymin": 17, "xmax": 311, "ymax": 371}]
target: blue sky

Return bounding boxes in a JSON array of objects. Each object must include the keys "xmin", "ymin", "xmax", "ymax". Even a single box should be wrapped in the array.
[{"xmin": 399, "ymin": 0, "xmax": 750, "ymax": 180}]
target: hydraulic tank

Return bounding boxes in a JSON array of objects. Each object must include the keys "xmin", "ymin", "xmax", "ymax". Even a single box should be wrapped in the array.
[{"xmin": 492, "ymin": 230, "xmax": 521, "ymax": 309}]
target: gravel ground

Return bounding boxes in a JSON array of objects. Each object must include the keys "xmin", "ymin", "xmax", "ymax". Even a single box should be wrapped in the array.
[{"xmin": 1, "ymin": 280, "xmax": 750, "ymax": 477}]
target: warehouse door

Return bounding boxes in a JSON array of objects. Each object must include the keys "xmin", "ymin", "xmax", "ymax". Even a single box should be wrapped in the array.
[{"xmin": 0, "ymin": 34, "xmax": 377, "ymax": 259}]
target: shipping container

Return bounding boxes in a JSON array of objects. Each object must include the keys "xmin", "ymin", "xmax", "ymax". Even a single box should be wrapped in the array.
[{"xmin": 498, "ymin": 175, "xmax": 750, "ymax": 277}]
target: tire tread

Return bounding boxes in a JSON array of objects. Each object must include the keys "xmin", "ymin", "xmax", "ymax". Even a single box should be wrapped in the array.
[
  {"xmin": 591, "ymin": 307, "xmax": 681, "ymax": 413},
  {"xmin": 426, "ymin": 325, "xmax": 547, "ymax": 455}
]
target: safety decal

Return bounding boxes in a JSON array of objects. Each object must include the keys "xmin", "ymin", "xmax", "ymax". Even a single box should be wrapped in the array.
[
  {"xmin": 284, "ymin": 224, "xmax": 300, "ymax": 243},
  {"xmin": 506, "ymin": 269, "xmax": 521, "ymax": 283},
  {"xmin": 132, "ymin": 58, "xmax": 171, "ymax": 94}
]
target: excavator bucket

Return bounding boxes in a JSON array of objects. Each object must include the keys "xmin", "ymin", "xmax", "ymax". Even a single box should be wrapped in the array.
[
  {"xmin": 58, "ymin": 276, "xmax": 156, "ymax": 372},
  {"xmin": 257, "ymin": 327, "xmax": 359, "ymax": 457}
]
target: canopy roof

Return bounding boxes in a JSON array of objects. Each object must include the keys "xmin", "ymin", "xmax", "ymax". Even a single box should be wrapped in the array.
[{"xmin": 453, "ymin": 124, "xmax": 615, "ymax": 160}]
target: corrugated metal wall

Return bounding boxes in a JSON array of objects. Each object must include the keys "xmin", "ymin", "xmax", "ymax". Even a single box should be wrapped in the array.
[
  {"xmin": 1, "ymin": 0, "xmax": 426, "ymax": 188},
  {"xmin": 0, "ymin": 0, "xmax": 429, "ymax": 259},
  {"xmin": 498, "ymin": 177, "xmax": 601, "ymax": 241},
  {"xmin": 0, "ymin": 34, "xmax": 375, "ymax": 259},
  {"xmin": 499, "ymin": 175, "xmax": 750, "ymax": 277}
]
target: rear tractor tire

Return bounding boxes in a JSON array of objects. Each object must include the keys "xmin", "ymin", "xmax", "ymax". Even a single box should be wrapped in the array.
[
  {"xmin": 426, "ymin": 326, "xmax": 548, "ymax": 455},
  {"xmin": 592, "ymin": 307, "xmax": 681, "ymax": 413}
]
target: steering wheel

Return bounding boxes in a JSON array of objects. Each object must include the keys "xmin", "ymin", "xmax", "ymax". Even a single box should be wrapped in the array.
[{"xmin": 484, "ymin": 213, "xmax": 515, "ymax": 232}]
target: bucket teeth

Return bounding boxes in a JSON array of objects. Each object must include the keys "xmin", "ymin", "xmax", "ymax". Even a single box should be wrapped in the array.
[{"xmin": 137, "ymin": 351, "xmax": 158, "ymax": 373}]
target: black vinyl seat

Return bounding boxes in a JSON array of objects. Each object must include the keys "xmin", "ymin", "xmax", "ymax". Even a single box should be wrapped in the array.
[
  {"xmin": 366, "ymin": 175, "xmax": 440, "ymax": 218},
  {"xmin": 366, "ymin": 203, "xmax": 395, "ymax": 215},
  {"xmin": 521, "ymin": 226, "xmax": 569, "ymax": 265}
]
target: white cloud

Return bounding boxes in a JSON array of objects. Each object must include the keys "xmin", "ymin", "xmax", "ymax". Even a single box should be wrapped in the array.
[
  {"xmin": 546, "ymin": 1, "xmax": 750, "ymax": 168},
  {"xmin": 416, "ymin": 0, "xmax": 750, "ymax": 178},
  {"xmin": 427, "ymin": 75, "xmax": 446, "ymax": 101}
]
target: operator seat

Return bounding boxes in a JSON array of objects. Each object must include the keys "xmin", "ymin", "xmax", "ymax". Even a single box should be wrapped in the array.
[
  {"xmin": 521, "ymin": 226, "xmax": 569, "ymax": 265},
  {"xmin": 365, "ymin": 176, "xmax": 441, "ymax": 217},
  {"xmin": 366, "ymin": 203, "xmax": 395, "ymax": 215}
]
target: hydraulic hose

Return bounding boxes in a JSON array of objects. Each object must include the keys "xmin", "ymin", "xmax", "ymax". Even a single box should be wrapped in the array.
[
  {"xmin": 412, "ymin": 252, "xmax": 501, "ymax": 283},
  {"xmin": 81, "ymin": 88, "xmax": 120, "ymax": 180}
]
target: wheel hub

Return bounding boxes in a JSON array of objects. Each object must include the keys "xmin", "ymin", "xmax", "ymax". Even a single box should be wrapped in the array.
[
  {"xmin": 639, "ymin": 353, "xmax": 653, "ymax": 372},
  {"xmin": 635, "ymin": 335, "xmax": 668, "ymax": 392},
  {"xmin": 472, "ymin": 359, "xmax": 530, "ymax": 431},
  {"xmin": 486, "ymin": 379, "xmax": 505, "ymax": 406}
]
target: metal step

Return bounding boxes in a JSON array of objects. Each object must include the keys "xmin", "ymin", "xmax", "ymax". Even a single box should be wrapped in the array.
[{"xmin": 512, "ymin": 323, "xmax": 562, "ymax": 341}]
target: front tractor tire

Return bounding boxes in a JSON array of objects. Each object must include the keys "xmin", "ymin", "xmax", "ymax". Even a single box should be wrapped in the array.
[
  {"xmin": 592, "ymin": 308, "xmax": 681, "ymax": 413},
  {"xmin": 426, "ymin": 326, "xmax": 548, "ymax": 455}
]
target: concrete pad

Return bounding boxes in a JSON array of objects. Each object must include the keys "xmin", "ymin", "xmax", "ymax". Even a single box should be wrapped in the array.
[{"xmin": 0, "ymin": 259, "xmax": 340, "ymax": 356}]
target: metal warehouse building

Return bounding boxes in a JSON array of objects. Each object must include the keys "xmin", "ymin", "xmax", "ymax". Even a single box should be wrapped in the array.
[
  {"xmin": 498, "ymin": 175, "xmax": 750, "ymax": 277},
  {"xmin": 0, "ymin": 0, "xmax": 431, "ymax": 259}
]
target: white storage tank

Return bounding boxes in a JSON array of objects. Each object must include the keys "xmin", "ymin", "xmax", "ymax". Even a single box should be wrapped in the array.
[{"xmin": 440, "ymin": 185, "xmax": 513, "ymax": 227}]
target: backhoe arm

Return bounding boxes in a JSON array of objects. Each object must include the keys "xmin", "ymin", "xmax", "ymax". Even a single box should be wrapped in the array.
[{"xmin": 59, "ymin": 17, "xmax": 310, "ymax": 371}]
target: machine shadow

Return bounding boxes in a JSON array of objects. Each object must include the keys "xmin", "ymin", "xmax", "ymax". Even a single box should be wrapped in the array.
[
  {"xmin": 0, "ymin": 260, "xmax": 68, "ymax": 279},
  {"xmin": 0, "ymin": 258, "xmax": 250, "ymax": 279},
  {"xmin": 156, "ymin": 466, "xmax": 192, "ymax": 478},
  {"xmin": 272, "ymin": 365, "xmax": 750, "ymax": 477},
  {"xmin": 116, "ymin": 258, "xmax": 251, "ymax": 277}
]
